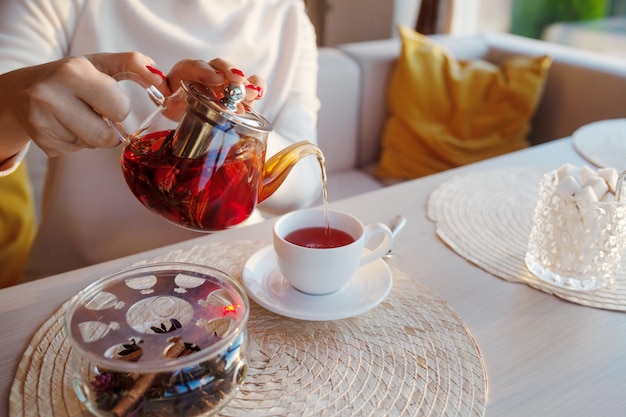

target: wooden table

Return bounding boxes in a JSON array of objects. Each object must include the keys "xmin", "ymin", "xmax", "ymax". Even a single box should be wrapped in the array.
[{"xmin": 2, "ymin": 138, "xmax": 625, "ymax": 416}]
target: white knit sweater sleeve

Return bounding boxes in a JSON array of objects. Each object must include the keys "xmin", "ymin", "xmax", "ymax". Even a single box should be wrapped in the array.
[{"xmin": 0, "ymin": 0, "xmax": 83, "ymax": 72}]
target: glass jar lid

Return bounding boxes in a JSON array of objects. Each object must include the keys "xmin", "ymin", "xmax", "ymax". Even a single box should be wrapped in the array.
[{"xmin": 64, "ymin": 262, "xmax": 249, "ymax": 373}]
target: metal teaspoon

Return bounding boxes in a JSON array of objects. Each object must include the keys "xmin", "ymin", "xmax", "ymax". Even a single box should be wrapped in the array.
[{"xmin": 384, "ymin": 215, "xmax": 407, "ymax": 259}]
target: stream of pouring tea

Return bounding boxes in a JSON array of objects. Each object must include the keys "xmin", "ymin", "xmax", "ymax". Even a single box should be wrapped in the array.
[{"xmin": 315, "ymin": 151, "xmax": 330, "ymax": 232}]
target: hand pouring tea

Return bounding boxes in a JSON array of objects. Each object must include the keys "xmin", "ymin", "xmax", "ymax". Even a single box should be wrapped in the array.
[{"xmin": 106, "ymin": 74, "xmax": 324, "ymax": 232}]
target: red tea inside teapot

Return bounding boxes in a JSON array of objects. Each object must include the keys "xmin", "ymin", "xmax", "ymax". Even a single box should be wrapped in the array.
[{"xmin": 109, "ymin": 77, "xmax": 324, "ymax": 232}]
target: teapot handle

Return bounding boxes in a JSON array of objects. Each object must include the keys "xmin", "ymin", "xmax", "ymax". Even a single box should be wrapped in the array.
[{"xmin": 103, "ymin": 72, "xmax": 166, "ymax": 143}]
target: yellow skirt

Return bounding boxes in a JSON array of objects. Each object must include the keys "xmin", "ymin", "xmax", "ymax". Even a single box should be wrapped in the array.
[{"xmin": 0, "ymin": 162, "xmax": 36, "ymax": 288}]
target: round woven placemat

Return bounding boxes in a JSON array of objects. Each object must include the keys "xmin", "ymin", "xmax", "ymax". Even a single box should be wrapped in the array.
[
  {"xmin": 572, "ymin": 118, "xmax": 626, "ymax": 170},
  {"xmin": 427, "ymin": 167, "xmax": 626, "ymax": 311},
  {"xmin": 10, "ymin": 240, "xmax": 487, "ymax": 417}
]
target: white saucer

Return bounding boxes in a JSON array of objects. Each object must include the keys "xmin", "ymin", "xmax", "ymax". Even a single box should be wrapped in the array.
[{"xmin": 242, "ymin": 245, "xmax": 393, "ymax": 321}]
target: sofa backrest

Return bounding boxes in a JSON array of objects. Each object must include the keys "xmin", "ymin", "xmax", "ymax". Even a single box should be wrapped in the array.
[
  {"xmin": 334, "ymin": 32, "xmax": 626, "ymax": 169},
  {"xmin": 336, "ymin": 39, "xmax": 401, "ymax": 169},
  {"xmin": 482, "ymin": 31, "xmax": 626, "ymax": 145},
  {"xmin": 316, "ymin": 47, "xmax": 361, "ymax": 175}
]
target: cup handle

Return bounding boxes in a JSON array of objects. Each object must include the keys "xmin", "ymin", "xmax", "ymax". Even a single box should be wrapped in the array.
[
  {"xmin": 103, "ymin": 72, "xmax": 165, "ymax": 143},
  {"xmin": 359, "ymin": 223, "xmax": 393, "ymax": 267}
]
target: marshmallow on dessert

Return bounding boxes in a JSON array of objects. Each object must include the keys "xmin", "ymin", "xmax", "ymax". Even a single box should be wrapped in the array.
[
  {"xmin": 581, "ymin": 176, "xmax": 609, "ymax": 200},
  {"xmin": 598, "ymin": 167, "xmax": 619, "ymax": 193},
  {"xmin": 556, "ymin": 163, "xmax": 579, "ymax": 182},
  {"xmin": 556, "ymin": 175, "xmax": 581, "ymax": 195},
  {"xmin": 574, "ymin": 185, "xmax": 598, "ymax": 202},
  {"xmin": 553, "ymin": 164, "xmax": 619, "ymax": 202}
]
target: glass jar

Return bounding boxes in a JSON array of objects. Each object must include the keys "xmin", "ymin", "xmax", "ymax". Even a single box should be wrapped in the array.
[{"xmin": 64, "ymin": 262, "xmax": 249, "ymax": 417}]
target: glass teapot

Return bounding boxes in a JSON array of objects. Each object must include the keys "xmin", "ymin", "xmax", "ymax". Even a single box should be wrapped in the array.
[{"xmin": 107, "ymin": 74, "xmax": 323, "ymax": 232}]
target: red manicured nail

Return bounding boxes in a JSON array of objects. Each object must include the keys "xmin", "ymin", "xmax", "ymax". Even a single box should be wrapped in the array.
[
  {"xmin": 246, "ymin": 84, "xmax": 263, "ymax": 98},
  {"xmin": 230, "ymin": 68, "xmax": 245, "ymax": 77},
  {"xmin": 146, "ymin": 65, "xmax": 166, "ymax": 81}
]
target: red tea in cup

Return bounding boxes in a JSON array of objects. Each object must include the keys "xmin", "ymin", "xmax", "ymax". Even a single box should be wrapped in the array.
[
  {"xmin": 274, "ymin": 209, "xmax": 393, "ymax": 294},
  {"xmin": 284, "ymin": 227, "xmax": 355, "ymax": 249}
]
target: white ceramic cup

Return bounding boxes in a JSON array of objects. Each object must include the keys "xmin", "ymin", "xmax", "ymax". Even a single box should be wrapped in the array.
[{"xmin": 273, "ymin": 208, "xmax": 393, "ymax": 295}]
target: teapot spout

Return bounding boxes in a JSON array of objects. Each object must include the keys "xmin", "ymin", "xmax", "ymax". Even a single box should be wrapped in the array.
[{"xmin": 259, "ymin": 140, "xmax": 325, "ymax": 203}]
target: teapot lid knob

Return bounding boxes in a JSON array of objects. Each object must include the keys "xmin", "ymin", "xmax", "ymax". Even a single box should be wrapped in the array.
[
  {"xmin": 171, "ymin": 81, "xmax": 272, "ymax": 159},
  {"xmin": 220, "ymin": 83, "xmax": 246, "ymax": 111}
]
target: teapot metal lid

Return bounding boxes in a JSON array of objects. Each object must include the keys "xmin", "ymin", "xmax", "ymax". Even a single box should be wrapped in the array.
[
  {"xmin": 170, "ymin": 81, "xmax": 272, "ymax": 158},
  {"xmin": 183, "ymin": 81, "xmax": 272, "ymax": 133}
]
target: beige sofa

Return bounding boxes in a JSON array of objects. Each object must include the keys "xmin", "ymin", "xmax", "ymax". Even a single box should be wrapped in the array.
[
  {"xmin": 27, "ymin": 31, "xmax": 626, "ymax": 215},
  {"xmin": 317, "ymin": 31, "xmax": 626, "ymax": 202}
]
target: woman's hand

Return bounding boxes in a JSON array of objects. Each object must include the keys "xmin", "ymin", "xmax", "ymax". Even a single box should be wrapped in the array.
[
  {"xmin": 0, "ymin": 52, "xmax": 165, "ymax": 160},
  {"xmin": 0, "ymin": 53, "xmax": 266, "ymax": 164},
  {"xmin": 166, "ymin": 58, "xmax": 266, "ymax": 106}
]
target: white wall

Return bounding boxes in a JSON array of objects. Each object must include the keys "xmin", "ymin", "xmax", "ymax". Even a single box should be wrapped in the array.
[
  {"xmin": 306, "ymin": 0, "xmax": 505, "ymax": 46},
  {"xmin": 393, "ymin": 0, "xmax": 422, "ymax": 35},
  {"xmin": 393, "ymin": 0, "xmax": 512, "ymax": 37},
  {"xmin": 306, "ymin": 0, "xmax": 411, "ymax": 46}
]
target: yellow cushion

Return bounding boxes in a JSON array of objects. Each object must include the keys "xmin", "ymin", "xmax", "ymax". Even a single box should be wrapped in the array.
[
  {"xmin": 0, "ymin": 162, "xmax": 36, "ymax": 287},
  {"xmin": 376, "ymin": 26, "xmax": 552, "ymax": 179}
]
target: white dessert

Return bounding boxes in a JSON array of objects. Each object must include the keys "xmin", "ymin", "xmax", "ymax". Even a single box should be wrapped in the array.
[{"xmin": 554, "ymin": 164, "xmax": 619, "ymax": 203}]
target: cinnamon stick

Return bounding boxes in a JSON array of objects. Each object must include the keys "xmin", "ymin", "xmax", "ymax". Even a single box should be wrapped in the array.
[{"xmin": 111, "ymin": 337, "xmax": 187, "ymax": 417}]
